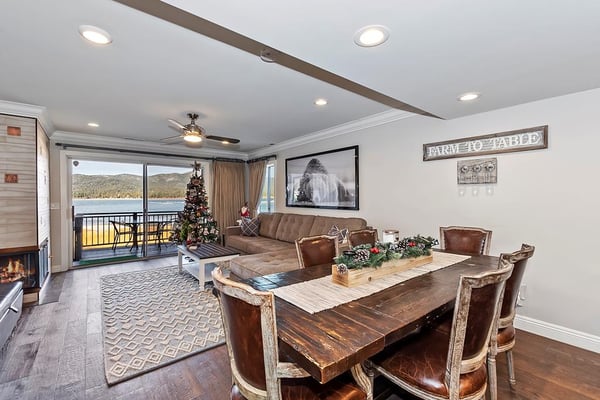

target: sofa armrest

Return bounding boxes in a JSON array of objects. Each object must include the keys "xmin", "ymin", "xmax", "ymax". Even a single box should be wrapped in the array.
[{"xmin": 224, "ymin": 225, "xmax": 242, "ymax": 236}]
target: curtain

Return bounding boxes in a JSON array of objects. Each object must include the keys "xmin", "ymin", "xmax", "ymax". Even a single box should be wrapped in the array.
[
  {"xmin": 248, "ymin": 160, "xmax": 266, "ymax": 217},
  {"xmin": 212, "ymin": 160, "xmax": 245, "ymax": 237}
]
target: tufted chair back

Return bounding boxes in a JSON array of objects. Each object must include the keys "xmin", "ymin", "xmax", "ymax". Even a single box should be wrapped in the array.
[
  {"xmin": 439, "ymin": 226, "xmax": 492, "ymax": 255},
  {"xmin": 295, "ymin": 235, "xmax": 339, "ymax": 268}
]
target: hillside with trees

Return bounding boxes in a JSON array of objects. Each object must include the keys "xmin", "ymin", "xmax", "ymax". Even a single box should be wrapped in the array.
[{"xmin": 72, "ymin": 173, "xmax": 189, "ymax": 199}]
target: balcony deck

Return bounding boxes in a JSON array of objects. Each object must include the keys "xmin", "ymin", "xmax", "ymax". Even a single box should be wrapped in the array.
[{"xmin": 74, "ymin": 210, "xmax": 180, "ymax": 267}]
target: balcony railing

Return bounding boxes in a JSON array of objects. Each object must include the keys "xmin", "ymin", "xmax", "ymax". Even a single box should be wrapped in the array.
[{"xmin": 73, "ymin": 211, "xmax": 179, "ymax": 261}]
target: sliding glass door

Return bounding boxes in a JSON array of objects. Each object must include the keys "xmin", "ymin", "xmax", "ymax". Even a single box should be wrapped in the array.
[
  {"xmin": 145, "ymin": 164, "xmax": 192, "ymax": 257},
  {"xmin": 71, "ymin": 159, "xmax": 192, "ymax": 265}
]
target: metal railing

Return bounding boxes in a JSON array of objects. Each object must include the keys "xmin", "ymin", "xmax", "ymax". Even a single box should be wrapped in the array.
[{"xmin": 73, "ymin": 211, "xmax": 179, "ymax": 260}]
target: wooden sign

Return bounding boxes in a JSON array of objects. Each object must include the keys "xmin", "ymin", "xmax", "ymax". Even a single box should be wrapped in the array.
[
  {"xmin": 457, "ymin": 158, "xmax": 497, "ymax": 184},
  {"xmin": 423, "ymin": 125, "xmax": 548, "ymax": 161}
]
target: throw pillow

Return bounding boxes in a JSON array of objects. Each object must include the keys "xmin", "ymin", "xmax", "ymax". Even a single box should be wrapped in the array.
[
  {"xmin": 241, "ymin": 218, "xmax": 260, "ymax": 237},
  {"xmin": 327, "ymin": 225, "xmax": 348, "ymax": 244}
]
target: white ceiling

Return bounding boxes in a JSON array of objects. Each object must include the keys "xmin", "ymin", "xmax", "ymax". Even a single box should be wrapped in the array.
[{"xmin": 1, "ymin": 0, "xmax": 599, "ymax": 156}]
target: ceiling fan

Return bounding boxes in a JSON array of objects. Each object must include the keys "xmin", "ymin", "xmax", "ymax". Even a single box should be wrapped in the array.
[{"xmin": 162, "ymin": 113, "xmax": 240, "ymax": 146}]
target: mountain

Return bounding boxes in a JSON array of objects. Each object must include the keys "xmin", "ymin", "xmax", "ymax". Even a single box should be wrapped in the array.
[{"xmin": 72, "ymin": 173, "xmax": 189, "ymax": 199}]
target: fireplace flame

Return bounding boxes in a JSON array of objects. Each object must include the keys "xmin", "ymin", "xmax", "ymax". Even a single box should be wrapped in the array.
[{"xmin": 0, "ymin": 257, "xmax": 29, "ymax": 283}]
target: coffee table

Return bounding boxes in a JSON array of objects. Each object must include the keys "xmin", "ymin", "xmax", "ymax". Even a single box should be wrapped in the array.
[{"xmin": 177, "ymin": 243, "xmax": 240, "ymax": 288}]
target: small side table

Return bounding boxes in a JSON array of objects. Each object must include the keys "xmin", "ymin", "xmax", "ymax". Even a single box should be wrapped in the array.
[{"xmin": 177, "ymin": 244, "xmax": 239, "ymax": 288}]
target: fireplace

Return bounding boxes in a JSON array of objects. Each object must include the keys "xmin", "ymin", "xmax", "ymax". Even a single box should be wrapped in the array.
[{"xmin": 0, "ymin": 240, "xmax": 48, "ymax": 290}]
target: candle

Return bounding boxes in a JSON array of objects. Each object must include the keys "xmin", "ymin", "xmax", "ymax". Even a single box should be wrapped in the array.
[{"xmin": 382, "ymin": 229, "xmax": 399, "ymax": 243}]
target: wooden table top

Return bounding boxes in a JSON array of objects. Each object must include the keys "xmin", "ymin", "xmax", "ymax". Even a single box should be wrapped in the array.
[
  {"xmin": 178, "ymin": 243, "xmax": 240, "ymax": 259},
  {"xmin": 245, "ymin": 251, "xmax": 499, "ymax": 383}
]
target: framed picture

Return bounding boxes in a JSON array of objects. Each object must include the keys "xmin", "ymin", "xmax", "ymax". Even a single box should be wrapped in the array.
[{"xmin": 286, "ymin": 145, "xmax": 359, "ymax": 210}]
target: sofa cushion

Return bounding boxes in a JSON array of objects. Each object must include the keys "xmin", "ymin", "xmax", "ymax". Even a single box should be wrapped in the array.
[
  {"xmin": 309, "ymin": 216, "xmax": 367, "ymax": 236},
  {"xmin": 275, "ymin": 214, "xmax": 315, "ymax": 243},
  {"xmin": 227, "ymin": 235, "xmax": 294, "ymax": 254},
  {"xmin": 229, "ymin": 249, "xmax": 300, "ymax": 280},
  {"xmin": 258, "ymin": 213, "xmax": 283, "ymax": 239},
  {"xmin": 240, "ymin": 218, "xmax": 260, "ymax": 236}
]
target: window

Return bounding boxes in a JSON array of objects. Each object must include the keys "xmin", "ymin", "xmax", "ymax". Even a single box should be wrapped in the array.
[{"xmin": 258, "ymin": 163, "xmax": 275, "ymax": 213}]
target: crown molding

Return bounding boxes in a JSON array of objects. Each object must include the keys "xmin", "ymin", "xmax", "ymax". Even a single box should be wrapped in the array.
[
  {"xmin": 248, "ymin": 109, "xmax": 415, "ymax": 158},
  {"xmin": 0, "ymin": 99, "xmax": 55, "ymax": 134},
  {"xmin": 51, "ymin": 130, "xmax": 247, "ymax": 160}
]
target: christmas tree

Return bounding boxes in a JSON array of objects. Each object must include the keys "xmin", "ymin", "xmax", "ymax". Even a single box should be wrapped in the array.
[{"xmin": 170, "ymin": 161, "xmax": 220, "ymax": 245}]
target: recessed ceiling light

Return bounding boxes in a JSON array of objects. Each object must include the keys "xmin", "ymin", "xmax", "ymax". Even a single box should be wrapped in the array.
[
  {"xmin": 87, "ymin": 122, "xmax": 99, "ymax": 127},
  {"xmin": 458, "ymin": 92, "xmax": 481, "ymax": 102},
  {"xmin": 314, "ymin": 98, "xmax": 328, "ymax": 106},
  {"xmin": 354, "ymin": 25, "xmax": 390, "ymax": 47},
  {"xmin": 79, "ymin": 25, "xmax": 112, "ymax": 45}
]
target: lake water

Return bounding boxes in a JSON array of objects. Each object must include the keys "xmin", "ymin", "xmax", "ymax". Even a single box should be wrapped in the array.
[{"xmin": 73, "ymin": 199, "xmax": 185, "ymax": 214}]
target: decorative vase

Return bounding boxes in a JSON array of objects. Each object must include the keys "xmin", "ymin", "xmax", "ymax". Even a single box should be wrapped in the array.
[{"xmin": 332, "ymin": 254, "xmax": 433, "ymax": 287}]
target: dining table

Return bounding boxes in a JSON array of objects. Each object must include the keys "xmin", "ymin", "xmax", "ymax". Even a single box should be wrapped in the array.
[{"xmin": 242, "ymin": 251, "xmax": 499, "ymax": 399}]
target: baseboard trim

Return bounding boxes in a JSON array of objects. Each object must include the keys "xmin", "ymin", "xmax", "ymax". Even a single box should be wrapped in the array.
[{"xmin": 515, "ymin": 315, "xmax": 599, "ymax": 353}]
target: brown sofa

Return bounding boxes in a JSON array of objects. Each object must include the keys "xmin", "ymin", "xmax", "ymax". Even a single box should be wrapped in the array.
[{"xmin": 224, "ymin": 212, "xmax": 367, "ymax": 279}]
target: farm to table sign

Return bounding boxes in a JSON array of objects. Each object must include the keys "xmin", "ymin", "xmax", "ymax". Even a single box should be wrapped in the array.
[{"xmin": 423, "ymin": 125, "xmax": 548, "ymax": 161}]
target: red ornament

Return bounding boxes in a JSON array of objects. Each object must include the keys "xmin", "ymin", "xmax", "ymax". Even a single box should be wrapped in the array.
[
  {"xmin": 408, "ymin": 241, "xmax": 416, "ymax": 247},
  {"xmin": 370, "ymin": 247, "xmax": 380, "ymax": 254}
]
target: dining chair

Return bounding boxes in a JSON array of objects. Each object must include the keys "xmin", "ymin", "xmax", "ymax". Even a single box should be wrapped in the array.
[
  {"xmin": 295, "ymin": 234, "xmax": 339, "ymax": 268},
  {"xmin": 109, "ymin": 220, "xmax": 133, "ymax": 251},
  {"xmin": 439, "ymin": 226, "xmax": 492, "ymax": 255},
  {"xmin": 347, "ymin": 229, "xmax": 378, "ymax": 247},
  {"xmin": 211, "ymin": 266, "xmax": 367, "ymax": 400},
  {"xmin": 366, "ymin": 258, "xmax": 513, "ymax": 400},
  {"xmin": 487, "ymin": 244, "xmax": 535, "ymax": 399}
]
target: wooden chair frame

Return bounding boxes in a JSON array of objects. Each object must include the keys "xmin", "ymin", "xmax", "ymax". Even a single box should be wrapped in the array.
[
  {"xmin": 368, "ymin": 258, "xmax": 513, "ymax": 400},
  {"xmin": 212, "ymin": 267, "xmax": 311, "ymax": 400},
  {"xmin": 295, "ymin": 234, "xmax": 339, "ymax": 269},
  {"xmin": 487, "ymin": 244, "xmax": 535, "ymax": 400},
  {"xmin": 439, "ymin": 226, "xmax": 493, "ymax": 255}
]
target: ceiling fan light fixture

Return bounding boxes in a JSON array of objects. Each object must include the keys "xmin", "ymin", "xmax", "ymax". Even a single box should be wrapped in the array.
[
  {"xmin": 183, "ymin": 134, "xmax": 202, "ymax": 143},
  {"xmin": 354, "ymin": 25, "xmax": 389, "ymax": 47},
  {"xmin": 314, "ymin": 98, "xmax": 328, "ymax": 106},
  {"xmin": 79, "ymin": 25, "xmax": 112, "ymax": 45}
]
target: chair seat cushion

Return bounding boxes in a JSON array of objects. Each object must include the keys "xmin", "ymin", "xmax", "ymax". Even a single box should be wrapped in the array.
[
  {"xmin": 231, "ymin": 375, "xmax": 367, "ymax": 400},
  {"xmin": 370, "ymin": 327, "xmax": 487, "ymax": 398},
  {"xmin": 497, "ymin": 324, "xmax": 516, "ymax": 349}
]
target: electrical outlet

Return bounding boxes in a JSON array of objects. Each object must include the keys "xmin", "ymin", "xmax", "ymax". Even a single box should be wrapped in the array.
[{"xmin": 516, "ymin": 283, "xmax": 527, "ymax": 307}]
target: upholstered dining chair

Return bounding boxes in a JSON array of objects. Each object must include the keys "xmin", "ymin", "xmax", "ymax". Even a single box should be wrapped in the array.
[
  {"xmin": 211, "ymin": 266, "xmax": 367, "ymax": 400},
  {"xmin": 487, "ymin": 244, "xmax": 535, "ymax": 399},
  {"xmin": 439, "ymin": 226, "xmax": 492, "ymax": 255},
  {"xmin": 295, "ymin": 235, "xmax": 339, "ymax": 269},
  {"xmin": 366, "ymin": 258, "xmax": 513, "ymax": 400},
  {"xmin": 347, "ymin": 229, "xmax": 378, "ymax": 248}
]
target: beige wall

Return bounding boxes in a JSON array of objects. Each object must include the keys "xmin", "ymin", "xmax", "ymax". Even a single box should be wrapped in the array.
[{"xmin": 276, "ymin": 88, "xmax": 600, "ymax": 344}]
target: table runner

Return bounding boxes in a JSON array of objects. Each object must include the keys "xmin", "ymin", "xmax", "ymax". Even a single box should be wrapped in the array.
[{"xmin": 271, "ymin": 252, "xmax": 470, "ymax": 314}]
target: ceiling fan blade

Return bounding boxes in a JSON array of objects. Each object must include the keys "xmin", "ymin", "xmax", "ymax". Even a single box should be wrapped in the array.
[
  {"xmin": 160, "ymin": 134, "xmax": 183, "ymax": 143},
  {"xmin": 167, "ymin": 118, "xmax": 186, "ymax": 130},
  {"xmin": 205, "ymin": 135, "xmax": 240, "ymax": 144},
  {"xmin": 114, "ymin": 0, "xmax": 441, "ymax": 119}
]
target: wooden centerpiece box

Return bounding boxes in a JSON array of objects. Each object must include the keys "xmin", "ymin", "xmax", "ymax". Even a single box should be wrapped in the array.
[{"xmin": 331, "ymin": 236, "xmax": 437, "ymax": 288}]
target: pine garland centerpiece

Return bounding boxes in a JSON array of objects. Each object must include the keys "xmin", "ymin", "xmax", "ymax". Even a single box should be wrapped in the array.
[{"xmin": 334, "ymin": 235, "xmax": 439, "ymax": 274}]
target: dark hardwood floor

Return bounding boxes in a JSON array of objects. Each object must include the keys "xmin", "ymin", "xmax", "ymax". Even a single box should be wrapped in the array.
[{"xmin": 0, "ymin": 258, "xmax": 598, "ymax": 400}]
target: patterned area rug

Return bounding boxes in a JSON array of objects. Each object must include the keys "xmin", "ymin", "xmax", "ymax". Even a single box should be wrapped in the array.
[{"xmin": 100, "ymin": 266, "xmax": 224, "ymax": 385}]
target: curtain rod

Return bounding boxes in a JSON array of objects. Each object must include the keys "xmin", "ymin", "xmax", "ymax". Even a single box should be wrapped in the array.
[
  {"xmin": 55, "ymin": 142, "xmax": 246, "ymax": 163},
  {"xmin": 247, "ymin": 155, "xmax": 277, "ymax": 163}
]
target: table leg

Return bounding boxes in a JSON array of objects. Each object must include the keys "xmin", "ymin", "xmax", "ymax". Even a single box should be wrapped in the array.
[
  {"xmin": 198, "ymin": 261, "xmax": 206, "ymax": 289},
  {"xmin": 178, "ymin": 249, "xmax": 183, "ymax": 273},
  {"xmin": 351, "ymin": 363, "xmax": 374, "ymax": 400}
]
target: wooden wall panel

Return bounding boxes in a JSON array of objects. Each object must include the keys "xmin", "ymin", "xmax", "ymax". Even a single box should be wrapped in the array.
[{"xmin": 0, "ymin": 114, "xmax": 37, "ymax": 248}]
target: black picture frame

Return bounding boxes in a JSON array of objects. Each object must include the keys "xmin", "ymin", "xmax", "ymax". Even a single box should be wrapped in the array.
[{"xmin": 285, "ymin": 145, "xmax": 359, "ymax": 210}]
